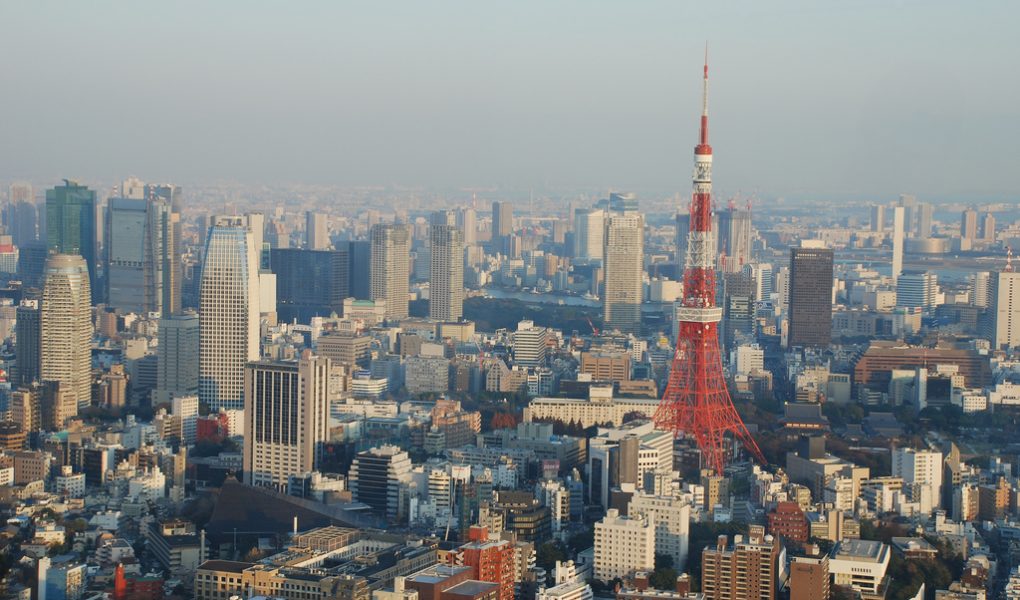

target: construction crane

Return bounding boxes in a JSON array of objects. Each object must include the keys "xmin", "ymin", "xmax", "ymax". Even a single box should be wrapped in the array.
[{"xmin": 586, "ymin": 317, "xmax": 600, "ymax": 336}]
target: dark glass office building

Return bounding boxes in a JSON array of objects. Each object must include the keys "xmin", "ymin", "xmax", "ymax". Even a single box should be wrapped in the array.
[
  {"xmin": 788, "ymin": 246, "xmax": 834, "ymax": 348},
  {"xmin": 270, "ymin": 248, "xmax": 349, "ymax": 323}
]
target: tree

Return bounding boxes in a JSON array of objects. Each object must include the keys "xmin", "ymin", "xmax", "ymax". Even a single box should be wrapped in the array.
[
  {"xmin": 536, "ymin": 541, "xmax": 567, "ymax": 572},
  {"xmin": 649, "ymin": 567, "xmax": 679, "ymax": 591}
]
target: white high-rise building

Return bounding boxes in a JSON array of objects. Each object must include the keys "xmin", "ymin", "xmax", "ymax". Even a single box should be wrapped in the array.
[
  {"xmin": 892, "ymin": 447, "xmax": 943, "ymax": 513},
  {"xmin": 896, "ymin": 271, "xmax": 938, "ymax": 316},
  {"xmin": 40, "ymin": 254, "xmax": 93, "ymax": 409},
  {"xmin": 891, "ymin": 206, "xmax": 904, "ymax": 283},
  {"xmin": 370, "ymin": 223, "xmax": 411, "ymax": 321},
  {"xmin": 992, "ymin": 270, "xmax": 1020, "ymax": 349},
  {"xmin": 199, "ymin": 217, "xmax": 260, "ymax": 412},
  {"xmin": 593, "ymin": 508, "xmax": 654, "ymax": 581},
  {"xmin": 628, "ymin": 492, "xmax": 691, "ymax": 570},
  {"xmin": 603, "ymin": 211, "xmax": 644, "ymax": 335},
  {"xmin": 512, "ymin": 320, "xmax": 548, "ymax": 367},
  {"xmin": 243, "ymin": 353, "xmax": 331, "ymax": 491},
  {"xmin": 971, "ymin": 271, "xmax": 992, "ymax": 308},
  {"xmin": 429, "ymin": 211, "xmax": 464, "ymax": 321},
  {"xmin": 573, "ymin": 208, "xmax": 605, "ymax": 262}
]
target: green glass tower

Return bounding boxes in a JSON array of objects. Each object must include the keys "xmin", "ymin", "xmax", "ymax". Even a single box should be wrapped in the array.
[{"xmin": 46, "ymin": 180, "xmax": 98, "ymax": 301}]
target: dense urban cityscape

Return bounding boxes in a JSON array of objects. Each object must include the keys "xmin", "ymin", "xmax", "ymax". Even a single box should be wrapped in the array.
[{"xmin": 3, "ymin": 4, "xmax": 1019, "ymax": 600}]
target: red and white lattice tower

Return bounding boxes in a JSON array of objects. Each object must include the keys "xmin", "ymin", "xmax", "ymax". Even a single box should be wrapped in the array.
[{"xmin": 654, "ymin": 53, "xmax": 766, "ymax": 474}]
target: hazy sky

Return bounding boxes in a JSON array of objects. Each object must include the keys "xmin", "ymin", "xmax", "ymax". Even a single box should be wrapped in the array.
[{"xmin": 2, "ymin": 1, "xmax": 1018, "ymax": 200}]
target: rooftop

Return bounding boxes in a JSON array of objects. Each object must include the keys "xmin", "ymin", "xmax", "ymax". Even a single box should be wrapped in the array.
[{"xmin": 833, "ymin": 539, "xmax": 888, "ymax": 562}]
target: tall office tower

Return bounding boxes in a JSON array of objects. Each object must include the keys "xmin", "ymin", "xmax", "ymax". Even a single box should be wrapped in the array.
[
  {"xmin": 674, "ymin": 213, "xmax": 689, "ymax": 269},
  {"xmin": 960, "ymin": 208, "xmax": 978, "ymax": 241},
  {"xmin": 152, "ymin": 311, "xmax": 200, "ymax": 404},
  {"xmin": 46, "ymin": 180, "xmax": 99, "ymax": 300},
  {"xmin": 243, "ymin": 353, "xmax": 331, "ymax": 490},
  {"xmin": 199, "ymin": 218, "xmax": 260, "ymax": 412},
  {"xmin": 370, "ymin": 223, "xmax": 411, "ymax": 321},
  {"xmin": 981, "ymin": 212, "xmax": 996, "ymax": 242},
  {"xmin": 898, "ymin": 193, "xmax": 918, "ymax": 233},
  {"xmin": 788, "ymin": 242, "xmax": 834, "ymax": 348},
  {"xmin": 774, "ymin": 266, "xmax": 790, "ymax": 310},
  {"xmin": 574, "ymin": 207, "xmax": 606, "ymax": 261},
  {"xmin": 870, "ymin": 204, "xmax": 885, "ymax": 232},
  {"xmin": 654, "ymin": 58, "xmax": 765, "ymax": 475},
  {"xmin": 105, "ymin": 195, "xmax": 177, "ymax": 314},
  {"xmin": 146, "ymin": 184, "xmax": 184, "ymax": 314},
  {"xmin": 456, "ymin": 207, "xmax": 477, "ymax": 246},
  {"xmin": 15, "ymin": 300, "xmax": 41, "ymax": 386},
  {"xmin": 991, "ymin": 270, "xmax": 1020, "ymax": 349},
  {"xmin": 593, "ymin": 509, "xmax": 655, "ymax": 581},
  {"xmin": 970, "ymin": 271, "xmax": 992, "ymax": 308},
  {"xmin": 492, "ymin": 200, "xmax": 513, "ymax": 238},
  {"xmin": 891, "ymin": 206, "xmax": 904, "ymax": 283},
  {"xmin": 17, "ymin": 241, "xmax": 48, "ymax": 289},
  {"xmin": 429, "ymin": 211, "xmax": 465, "ymax": 321},
  {"xmin": 915, "ymin": 203, "xmax": 933, "ymax": 239},
  {"xmin": 306, "ymin": 211, "xmax": 329, "ymax": 250},
  {"xmin": 270, "ymin": 248, "xmax": 350, "ymax": 323},
  {"xmin": 40, "ymin": 255, "xmax": 93, "ymax": 409},
  {"xmin": 5, "ymin": 183, "xmax": 35, "ymax": 245},
  {"xmin": 342, "ymin": 240, "xmax": 371, "ymax": 299},
  {"xmin": 896, "ymin": 271, "xmax": 938, "ymax": 316},
  {"xmin": 717, "ymin": 206, "xmax": 752, "ymax": 273},
  {"xmin": 701, "ymin": 526, "xmax": 781, "ymax": 600},
  {"xmin": 603, "ymin": 211, "xmax": 644, "ymax": 335},
  {"xmin": 348, "ymin": 445, "xmax": 413, "ymax": 520}
]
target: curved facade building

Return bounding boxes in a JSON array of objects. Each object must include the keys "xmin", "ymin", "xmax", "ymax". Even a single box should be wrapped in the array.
[{"xmin": 40, "ymin": 254, "xmax": 93, "ymax": 410}]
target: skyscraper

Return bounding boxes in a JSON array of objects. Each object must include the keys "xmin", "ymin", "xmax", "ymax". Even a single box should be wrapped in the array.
[
  {"xmin": 105, "ymin": 195, "xmax": 177, "ymax": 314},
  {"xmin": 718, "ymin": 206, "xmax": 752, "ymax": 273},
  {"xmin": 429, "ymin": 211, "xmax": 465, "ymax": 321},
  {"xmin": 370, "ymin": 223, "xmax": 411, "ymax": 321},
  {"xmin": 870, "ymin": 205, "xmax": 885, "ymax": 232},
  {"xmin": 270, "ymin": 248, "xmax": 350, "ymax": 323},
  {"xmin": 896, "ymin": 271, "xmax": 938, "ymax": 316},
  {"xmin": 891, "ymin": 206, "xmax": 904, "ymax": 283},
  {"xmin": 961, "ymin": 208, "xmax": 978, "ymax": 242},
  {"xmin": 491, "ymin": 200, "xmax": 513, "ymax": 253},
  {"xmin": 46, "ymin": 180, "xmax": 98, "ymax": 300},
  {"xmin": 603, "ymin": 210, "xmax": 643, "ymax": 335},
  {"xmin": 15, "ymin": 299, "xmax": 40, "ymax": 386},
  {"xmin": 981, "ymin": 212, "xmax": 996, "ymax": 242},
  {"xmin": 456, "ymin": 207, "xmax": 477, "ymax": 246},
  {"xmin": 915, "ymin": 203, "xmax": 933, "ymax": 239},
  {"xmin": 788, "ymin": 243, "xmax": 834, "ymax": 348},
  {"xmin": 40, "ymin": 254, "xmax": 93, "ymax": 409},
  {"xmin": 243, "ymin": 353, "xmax": 331, "ymax": 490},
  {"xmin": 306, "ymin": 211, "xmax": 329, "ymax": 250},
  {"xmin": 199, "ymin": 218, "xmax": 260, "ymax": 412},
  {"xmin": 153, "ymin": 311, "xmax": 200, "ymax": 404},
  {"xmin": 991, "ymin": 270, "xmax": 1020, "ymax": 349},
  {"xmin": 574, "ymin": 207, "xmax": 606, "ymax": 262}
]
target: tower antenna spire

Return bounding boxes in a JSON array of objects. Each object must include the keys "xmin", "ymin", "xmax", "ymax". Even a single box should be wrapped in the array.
[{"xmin": 699, "ymin": 43, "xmax": 710, "ymax": 147}]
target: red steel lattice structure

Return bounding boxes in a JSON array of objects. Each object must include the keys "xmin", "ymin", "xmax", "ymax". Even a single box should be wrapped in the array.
[{"xmin": 654, "ymin": 55, "xmax": 766, "ymax": 474}]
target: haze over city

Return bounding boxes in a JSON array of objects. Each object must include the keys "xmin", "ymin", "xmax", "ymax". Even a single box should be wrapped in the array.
[{"xmin": 3, "ymin": 1, "xmax": 1019, "ymax": 200}]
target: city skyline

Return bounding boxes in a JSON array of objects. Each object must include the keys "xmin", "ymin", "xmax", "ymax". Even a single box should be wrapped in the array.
[{"xmin": 3, "ymin": 2, "xmax": 1019, "ymax": 200}]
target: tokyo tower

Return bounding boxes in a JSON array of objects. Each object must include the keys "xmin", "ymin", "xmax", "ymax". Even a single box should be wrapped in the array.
[{"xmin": 654, "ymin": 53, "xmax": 766, "ymax": 474}]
